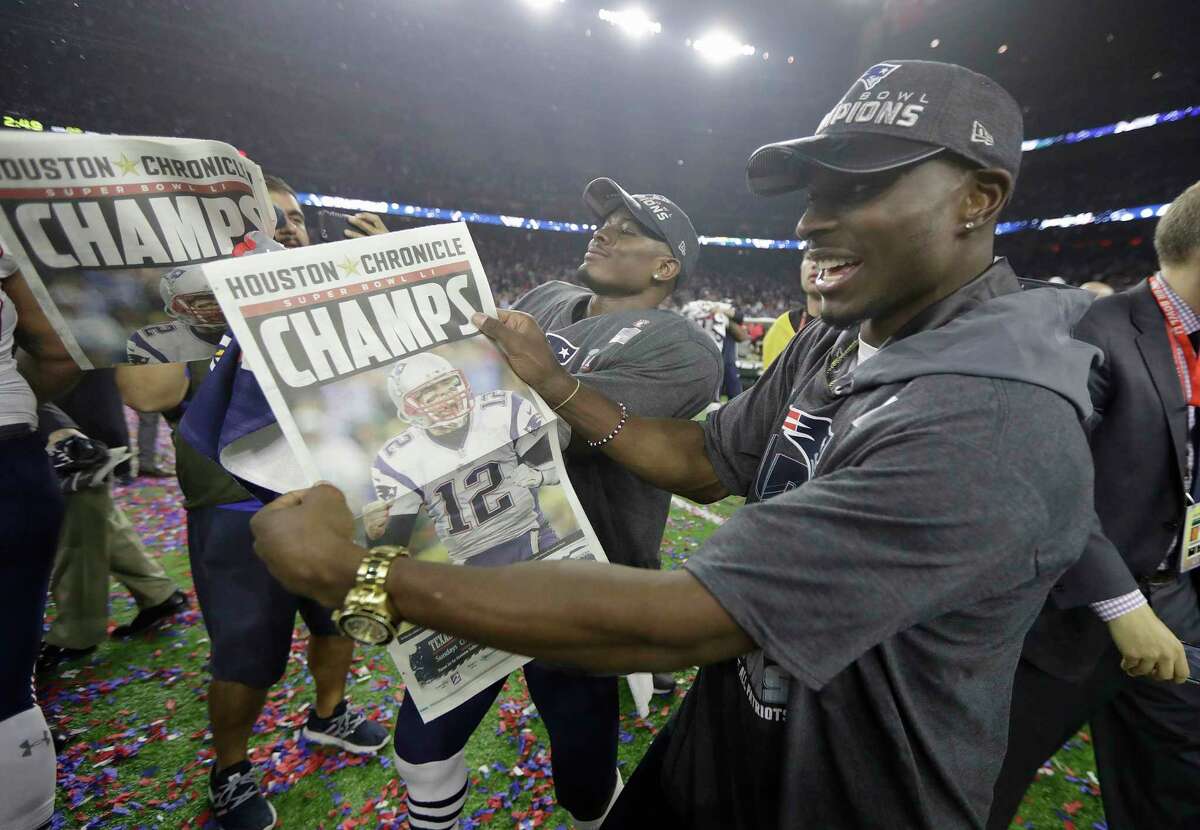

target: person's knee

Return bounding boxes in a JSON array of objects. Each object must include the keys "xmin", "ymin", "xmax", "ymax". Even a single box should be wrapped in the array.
[
  {"xmin": 209, "ymin": 626, "xmax": 291, "ymax": 689},
  {"xmin": 393, "ymin": 717, "xmax": 470, "ymax": 766}
]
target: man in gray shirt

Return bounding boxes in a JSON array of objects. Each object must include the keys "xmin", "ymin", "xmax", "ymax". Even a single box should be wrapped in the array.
[
  {"xmin": 252, "ymin": 62, "xmax": 1101, "ymax": 829},
  {"xmin": 384, "ymin": 180, "xmax": 720, "ymax": 830}
]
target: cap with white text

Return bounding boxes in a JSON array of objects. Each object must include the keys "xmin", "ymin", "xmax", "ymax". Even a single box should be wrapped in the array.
[
  {"xmin": 746, "ymin": 60, "xmax": 1023, "ymax": 196},
  {"xmin": 582, "ymin": 177, "xmax": 700, "ymax": 285}
]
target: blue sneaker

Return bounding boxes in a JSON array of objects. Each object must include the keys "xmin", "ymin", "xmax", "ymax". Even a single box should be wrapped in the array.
[
  {"xmin": 209, "ymin": 761, "xmax": 276, "ymax": 830},
  {"xmin": 300, "ymin": 700, "xmax": 389, "ymax": 754}
]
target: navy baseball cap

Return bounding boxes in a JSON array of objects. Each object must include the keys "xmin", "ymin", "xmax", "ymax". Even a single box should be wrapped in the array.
[
  {"xmin": 746, "ymin": 60, "xmax": 1024, "ymax": 196},
  {"xmin": 582, "ymin": 178, "xmax": 700, "ymax": 285}
]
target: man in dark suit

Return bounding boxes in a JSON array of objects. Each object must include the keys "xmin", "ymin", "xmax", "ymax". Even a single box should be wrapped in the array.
[{"xmin": 989, "ymin": 181, "xmax": 1200, "ymax": 829}]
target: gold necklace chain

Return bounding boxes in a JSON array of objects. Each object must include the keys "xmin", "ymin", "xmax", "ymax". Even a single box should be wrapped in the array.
[{"xmin": 825, "ymin": 338, "xmax": 859, "ymax": 392}]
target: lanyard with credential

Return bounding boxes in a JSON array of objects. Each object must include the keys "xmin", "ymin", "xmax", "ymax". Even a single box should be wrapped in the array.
[{"xmin": 1148, "ymin": 274, "xmax": 1200, "ymax": 406}]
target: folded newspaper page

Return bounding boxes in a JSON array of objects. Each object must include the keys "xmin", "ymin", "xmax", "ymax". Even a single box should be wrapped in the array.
[
  {"xmin": 205, "ymin": 222, "xmax": 608, "ymax": 721},
  {"xmin": 0, "ymin": 132, "xmax": 274, "ymax": 367}
]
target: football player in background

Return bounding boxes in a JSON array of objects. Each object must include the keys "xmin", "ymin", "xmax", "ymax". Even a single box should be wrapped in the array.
[
  {"xmin": 681, "ymin": 295, "xmax": 748, "ymax": 401},
  {"xmin": 126, "ymin": 232, "xmax": 279, "ymax": 366},
  {"xmin": 365, "ymin": 351, "xmax": 558, "ymax": 566}
]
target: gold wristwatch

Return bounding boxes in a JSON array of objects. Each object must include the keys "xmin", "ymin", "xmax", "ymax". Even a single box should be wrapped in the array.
[{"xmin": 333, "ymin": 545, "xmax": 406, "ymax": 646}]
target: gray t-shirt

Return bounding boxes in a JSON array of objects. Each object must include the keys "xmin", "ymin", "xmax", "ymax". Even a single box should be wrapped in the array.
[
  {"xmin": 514, "ymin": 281, "xmax": 721, "ymax": 568},
  {"xmin": 662, "ymin": 312, "xmax": 1096, "ymax": 828},
  {"xmin": 0, "ymin": 242, "xmax": 37, "ymax": 430}
]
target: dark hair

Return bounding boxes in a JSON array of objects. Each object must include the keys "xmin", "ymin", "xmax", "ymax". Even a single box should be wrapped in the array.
[
  {"xmin": 264, "ymin": 174, "xmax": 296, "ymax": 198},
  {"xmin": 1155, "ymin": 180, "xmax": 1200, "ymax": 267}
]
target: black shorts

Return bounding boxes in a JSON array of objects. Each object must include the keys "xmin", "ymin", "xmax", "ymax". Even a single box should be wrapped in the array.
[{"xmin": 186, "ymin": 504, "xmax": 338, "ymax": 689}]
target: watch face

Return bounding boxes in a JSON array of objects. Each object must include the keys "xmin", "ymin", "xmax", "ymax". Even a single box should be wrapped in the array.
[{"xmin": 339, "ymin": 613, "xmax": 391, "ymax": 646}]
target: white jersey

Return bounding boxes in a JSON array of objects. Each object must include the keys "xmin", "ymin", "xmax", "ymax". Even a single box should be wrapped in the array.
[
  {"xmin": 0, "ymin": 239, "xmax": 36, "ymax": 429},
  {"xmin": 681, "ymin": 300, "xmax": 732, "ymax": 350},
  {"xmin": 126, "ymin": 321, "xmax": 223, "ymax": 365},
  {"xmin": 372, "ymin": 391, "xmax": 547, "ymax": 564}
]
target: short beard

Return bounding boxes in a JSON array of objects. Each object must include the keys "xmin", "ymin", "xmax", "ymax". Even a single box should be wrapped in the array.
[
  {"xmin": 575, "ymin": 264, "xmax": 639, "ymax": 298},
  {"xmin": 812, "ymin": 311, "xmax": 858, "ymax": 331},
  {"xmin": 575, "ymin": 263, "xmax": 598, "ymax": 291}
]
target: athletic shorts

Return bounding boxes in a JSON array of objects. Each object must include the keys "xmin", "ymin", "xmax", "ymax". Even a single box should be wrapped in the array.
[{"xmin": 186, "ymin": 504, "xmax": 339, "ymax": 689}]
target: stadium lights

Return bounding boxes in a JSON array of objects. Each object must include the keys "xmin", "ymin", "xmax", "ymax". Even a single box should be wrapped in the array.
[
  {"xmin": 692, "ymin": 30, "xmax": 756, "ymax": 64},
  {"xmin": 597, "ymin": 8, "xmax": 662, "ymax": 37}
]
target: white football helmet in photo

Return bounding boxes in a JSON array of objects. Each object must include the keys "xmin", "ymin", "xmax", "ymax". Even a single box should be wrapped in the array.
[
  {"xmin": 159, "ymin": 263, "xmax": 224, "ymax": 331},
  {"xmin": 387, "ymin": 352, "xmax": 475, "ymax": 432}
]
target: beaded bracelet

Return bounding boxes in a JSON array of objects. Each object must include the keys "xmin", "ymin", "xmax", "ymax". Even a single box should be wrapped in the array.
[
  {"xmin": 551, "ymin": 378, "xmax": 582, "ymax": 411},
  {"xmin": 587, "ymin": 402, "xmax": 629, "ymax": 448}
]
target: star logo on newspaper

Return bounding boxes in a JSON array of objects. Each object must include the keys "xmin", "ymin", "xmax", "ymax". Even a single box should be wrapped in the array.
[
  {"xmin": 337, "ymin": 257, "xmax": 360, "ymax": 276},
  {"xmin": 113, "ymin": 154, "xmax": 139, "ymax": 175}
]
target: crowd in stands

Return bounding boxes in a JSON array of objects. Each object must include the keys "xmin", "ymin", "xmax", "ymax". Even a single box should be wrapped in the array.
[{"xmin": 384, "ymin": 217, "xmax": 1160, "ymax": 320}]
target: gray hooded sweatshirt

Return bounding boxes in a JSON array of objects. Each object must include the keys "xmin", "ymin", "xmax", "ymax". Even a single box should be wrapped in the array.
[{"xmin": 657, "ymin": 260, "xmax": 1100, "ymax": 829}]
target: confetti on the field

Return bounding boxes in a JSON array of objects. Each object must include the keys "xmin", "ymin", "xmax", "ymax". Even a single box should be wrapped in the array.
[{"xmin": 31, "ymin": 411, "xmax": 1108, "ymax": 828}]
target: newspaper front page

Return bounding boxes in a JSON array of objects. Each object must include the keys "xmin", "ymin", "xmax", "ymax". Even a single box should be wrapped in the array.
[
  {"xmin": 0, "ymin": 132, "xmax": 274, "ymax": 367},
  {"xmin": 205, "ymin": 222, "xmax": 608, "ymax": 721}
]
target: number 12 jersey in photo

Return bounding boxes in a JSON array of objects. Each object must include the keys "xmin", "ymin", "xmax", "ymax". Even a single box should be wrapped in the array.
[{"xmin": 371, "ymin": 390, "xmax": 548, "ymax": 564}]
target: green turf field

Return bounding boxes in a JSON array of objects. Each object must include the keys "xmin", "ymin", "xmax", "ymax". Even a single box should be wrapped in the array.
[{"xmin": 39, "ymin": 480, "xmax": 1107, "ymax": 829}]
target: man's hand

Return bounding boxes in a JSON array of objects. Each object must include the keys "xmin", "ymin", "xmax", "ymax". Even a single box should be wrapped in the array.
[
  {"xmin": 472, "ymin": 311, "xmax": 575, "ymax": 404},
  {"xmin": 1107, "ymin": 604, "xmax": 1190, "ymax": 683},
  {"xmin": 45, "ymin": 427, "xmax": 85, "ymax": 451},
  {"xmin": 251, "ymin": 484, "xmax": 361, "ymax": 608},
  {"xmin": 362, "ymin": 498, "xmax": 391, "ymax": 540},
  {"xmin": 345, "ymin": 212, "xmax": 389, "ymax": 238},
  {"xmin": 510, "ymin": 464, "xmax": 545, "ymax": 489},
  {"xmin": 115, "ymin": 363, "xmax": 189, "ymax": 413}
]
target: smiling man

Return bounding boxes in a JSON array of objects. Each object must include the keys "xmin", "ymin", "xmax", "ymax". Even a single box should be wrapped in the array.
[{"xmin": 251, "ymin": 62, "xmax": 1104, "ymax": 829}]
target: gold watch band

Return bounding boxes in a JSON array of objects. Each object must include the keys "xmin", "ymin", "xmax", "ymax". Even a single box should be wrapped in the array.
[{"xmin": 354, "ymin": 545, "xmax": 405, "ymax": 618}]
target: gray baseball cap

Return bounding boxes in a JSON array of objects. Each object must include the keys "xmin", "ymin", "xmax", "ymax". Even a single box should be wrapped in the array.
[
  {"xmin": 746, "ymin": 60, "xmax": 1023, "ymax": 196},
  {"xmin": 582, "ymin": 177, "xmax": 700, "ymax": 285}
]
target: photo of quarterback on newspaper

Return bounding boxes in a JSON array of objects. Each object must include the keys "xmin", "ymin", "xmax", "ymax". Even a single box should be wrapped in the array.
[{"xmin": 204, "ymin": 221, "xmax": 607, "ymax": 720}]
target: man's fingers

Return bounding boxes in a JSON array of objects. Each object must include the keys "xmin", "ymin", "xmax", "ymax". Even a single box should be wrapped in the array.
[
  {"xmin": 472, "ymin": 312, "xmax": 507, "ymax": 342},
  {"xmin": 258, "ymin": 489, "xmax": 305, "ymax": 515},
  {"xmin": 1125, "ymin": 656, "xmax": 1154, "ymax": 677},
  {"xmin": 347, "ymin": 213, "xmax": 387, "ymax": 236},
  {"xmin": 309, "ymin": 481, "xmax": 350, "ymax": 507},
  {"xmin": 1172, "ymin": 642, "xmax": 1191, "ymax": 683}
]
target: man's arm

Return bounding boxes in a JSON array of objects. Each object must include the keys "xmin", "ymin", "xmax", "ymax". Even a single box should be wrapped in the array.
[
  {"xmin": 115, "ymin": 363, "xmax": 190, "ymax": 413},
  {"xmin": 251, "ymin": 485, "xmax": 754, "ymax": 673},
  {"xmin": 7, "ymin": 271, "xmax": 79, "ymax": 400},
  {"xmin": 473, "ymin": 310, "xmax": 728, "ymax": 503},
  {"xmin": 1065, "ymin": 309, "xmax": 1189, "ymax": 682}
]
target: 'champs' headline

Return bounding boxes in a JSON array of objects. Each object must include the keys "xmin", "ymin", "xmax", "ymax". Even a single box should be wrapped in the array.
[{"xmin": 228, "ymin": 235, "xmax": 486, "ymax": 390}]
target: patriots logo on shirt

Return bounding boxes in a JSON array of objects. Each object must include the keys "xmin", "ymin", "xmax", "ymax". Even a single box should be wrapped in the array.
[
  {"xmin": 752, "ymin": 407, "xmax": 834, "ymax": 500},
  {"xmin": 857, "ymin": 62, "xmax": 902, "ymax": 91},
  {"xmin": 546, "ymin": 332, "xmax": 579, "ymax": 366},
  {"xmin": 780, "ymin": 407, "xmax": 833, "ymax": 478}
]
